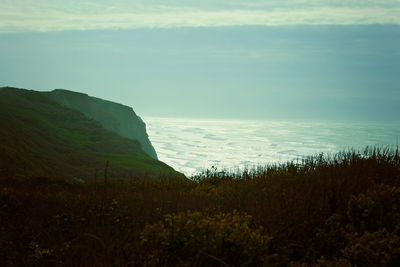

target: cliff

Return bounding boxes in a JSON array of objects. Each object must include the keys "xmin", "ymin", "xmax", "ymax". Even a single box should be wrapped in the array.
[
  {"xmin": 46, "ymin": 89, "xmax": 158, "ymax": 159},
  {"xmin": 0, "ymin": 87, "xmax": 177, "ymax": 180}
]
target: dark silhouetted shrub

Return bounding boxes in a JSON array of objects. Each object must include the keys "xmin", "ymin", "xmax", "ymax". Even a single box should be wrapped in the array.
[{"xmin": 140, "ymin": 210, "xmax": 278, "ymax": 266}]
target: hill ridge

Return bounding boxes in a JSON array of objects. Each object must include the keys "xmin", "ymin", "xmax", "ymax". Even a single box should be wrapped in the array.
[
  {"xmin": 45, "ymin": 88, "xmax": 158, "ymax": 159},
  {"xmin": 0, "ymin": 86, "xmax": 178, "ymax": 180}
]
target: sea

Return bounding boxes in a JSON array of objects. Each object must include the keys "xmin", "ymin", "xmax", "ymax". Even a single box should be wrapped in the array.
[{"xmin": 144, "ymin": 118, "xmax": 400, "ymax": 177}]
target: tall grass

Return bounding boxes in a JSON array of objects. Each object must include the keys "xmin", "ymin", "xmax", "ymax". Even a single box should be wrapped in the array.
[{"xmin": 1, "ymin": 147, "xmax": 399, "ymax": 266}]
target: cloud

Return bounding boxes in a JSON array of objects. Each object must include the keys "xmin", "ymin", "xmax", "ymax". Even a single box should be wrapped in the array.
[{"xmin": 0, "ymin": 0, "xmax": 399, "ymax": 33}]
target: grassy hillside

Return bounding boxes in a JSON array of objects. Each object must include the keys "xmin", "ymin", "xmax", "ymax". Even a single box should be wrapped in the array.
[
  {"xmin": 0, "ymin": 87, "xmax": 178, "ymax": 180},
  {"xmin": 1, "ymin": 148, "xmax": 399, "ymax": 266},
  {"xmin": 46, "ymin": 89, "xmax": 158, "ymax": 159}
]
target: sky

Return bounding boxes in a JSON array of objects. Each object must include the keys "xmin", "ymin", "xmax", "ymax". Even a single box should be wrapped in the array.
[{"xmin": 0, "ymin": 0, "xmax": 399, "ymax": 121}]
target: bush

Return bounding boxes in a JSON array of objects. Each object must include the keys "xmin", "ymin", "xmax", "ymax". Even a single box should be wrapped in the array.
[
  {"xmin": 140, "ymin": 210, "xmax": 278, "ymax": 266},
  {"xmin": 315, "ymin": 214, "xmax": 347, "ymax": 259},
  {"xmin": 347, "ymin": 185, "xmax": 400, "ymax": 232},
  {"xmin": 342, "ymin": 229, "xmax": 400, "ymax": 266}
]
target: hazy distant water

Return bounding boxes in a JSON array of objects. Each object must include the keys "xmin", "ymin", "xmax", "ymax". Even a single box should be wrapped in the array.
[{"xmin": 145, "ymin": 118, "xmax": 400, "ymax": 176}]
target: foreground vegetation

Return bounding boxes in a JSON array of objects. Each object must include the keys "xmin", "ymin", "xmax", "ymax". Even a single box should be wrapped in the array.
[{"xmin": 1, "ymin": 147, "xmax": 400, "ymax": 266}]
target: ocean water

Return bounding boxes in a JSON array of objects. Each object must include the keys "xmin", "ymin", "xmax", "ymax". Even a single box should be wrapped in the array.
[{"xmin": 145, "ymin": 118, "xmax": 400, "ymax": 176}]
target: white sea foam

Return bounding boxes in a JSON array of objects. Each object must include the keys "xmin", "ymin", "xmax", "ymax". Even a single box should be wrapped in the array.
[{"xmin": 145, "ymin": 118, "xmax": 400, "ymax": 177}]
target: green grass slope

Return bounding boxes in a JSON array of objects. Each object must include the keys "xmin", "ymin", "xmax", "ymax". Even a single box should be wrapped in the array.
[
  {"xmin": 46, "ymin": 89, "xmax": 158, "ymax": 159},
  {"xmin": 0, "ymin": 87, "xmax": 178, "ymax": 180}
]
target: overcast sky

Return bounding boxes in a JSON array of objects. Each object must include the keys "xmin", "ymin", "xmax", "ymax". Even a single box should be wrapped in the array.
[{"xmin": 0, "ymin": 0, "xmax": 399, "ymax": 120}]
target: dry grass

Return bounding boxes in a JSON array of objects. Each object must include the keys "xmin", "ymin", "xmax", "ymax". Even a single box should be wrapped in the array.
[{"xmin": 0, "ymin": 147, "xmax": 399, "ymax": 266}]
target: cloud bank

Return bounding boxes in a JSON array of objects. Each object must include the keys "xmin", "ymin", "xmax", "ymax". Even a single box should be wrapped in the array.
[{"xmin": 1, "ymin": 0, "xmax": 399, "ymax": 33}]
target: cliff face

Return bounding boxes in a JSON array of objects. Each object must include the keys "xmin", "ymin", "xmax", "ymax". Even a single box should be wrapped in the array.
[{"xmin": 46, "ymin": 89, "xmax": 158, "ymax": 159}]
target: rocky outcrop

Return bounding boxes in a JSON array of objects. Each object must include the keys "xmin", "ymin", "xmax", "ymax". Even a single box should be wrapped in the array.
[{"xmin": 47, "ymin": 89, "xmax": 158, "ymax": 159}]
